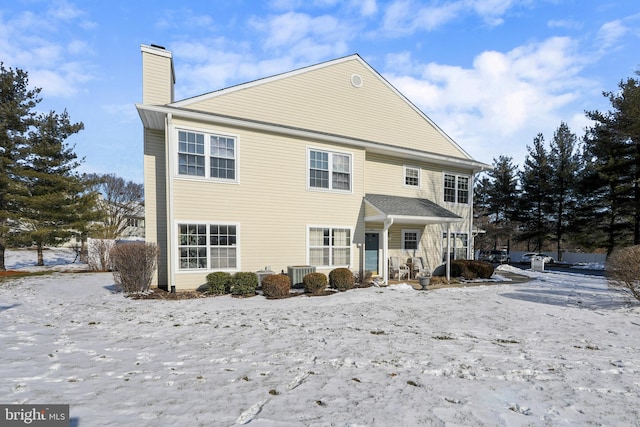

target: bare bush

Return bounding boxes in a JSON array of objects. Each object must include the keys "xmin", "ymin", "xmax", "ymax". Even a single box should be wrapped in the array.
[
  {"xmin": 606, "ymin": 245, "xmax": 640, "ymax": 302},
  {"xmin": 87, "ymin": 238, "xmax": 115, "ymax": 271},
  {"xmin": 110, "ymin": 242, "xmax": 159, "ymax": 294}
]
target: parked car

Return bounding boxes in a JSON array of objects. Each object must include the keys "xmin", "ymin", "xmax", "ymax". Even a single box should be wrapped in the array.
[
  {"xmin": 483, "ymin": 249, "xmax": 511, "ymax": 263},
  {"xmin": 519, "ymin": 253, "xmax": 555, "ymax": 264}
]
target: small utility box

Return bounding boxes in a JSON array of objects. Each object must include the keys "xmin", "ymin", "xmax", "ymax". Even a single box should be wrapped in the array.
[{"xmin": 531, "ymin": 256, "xmax": 545, "ymax": 272}]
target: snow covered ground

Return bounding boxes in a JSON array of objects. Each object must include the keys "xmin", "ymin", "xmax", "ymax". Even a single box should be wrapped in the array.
[{"xmin": 1, "ymin": 249, "xmax": 639, "ymax": 426}]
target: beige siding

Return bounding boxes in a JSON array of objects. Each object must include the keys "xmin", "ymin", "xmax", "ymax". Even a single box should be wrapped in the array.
[
  {"xmin": 143, "ymin": 129, "xmax": 168, "ymax": 289},
  {"xmin": 142, "ymin": 48, "xmax": 173, "ymax": 105},
  {"xmin": 363, "ymin": 151, "xmax": 474, "ymax": 275},
  {"xmin": 168, "ymin": 119, "xmax": 366, "ymax": 289},
  {"xmin": 182, "ymin": 59, "xmax": 469, "ymax": 159}
]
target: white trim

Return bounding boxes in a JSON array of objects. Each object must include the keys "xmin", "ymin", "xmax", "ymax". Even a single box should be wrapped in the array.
[
  {"xmin": 306, "ymin": 146, "xmax": 354, "ymax": 193},
  {"xmin": 166, "ymin": 114, "xmax": 175, "ymax": 290},
  {"xmin": 171, "ymin": 124, "xmax": 240, "ymax": 184},
  {"xmin": 441, "ymin": 230, "xmax": 469, "ymax": 262},
  {"xmin": 138, "ymin": 103, "xmax": 491, "ymax": 172},
  {"xmin": 306, "ymin": 225, "xmax": 353, "ymax": 268},
  {"xmin": 174, "ymin": 221, "xmax": 241, "ymax": 273},
  {"xmin": 443, "ymin": 171, "xmax": 471, "ymax": 205},
  {"xmin": 403, "ymin": 165, "xmax": 421, "ymax": 188}
]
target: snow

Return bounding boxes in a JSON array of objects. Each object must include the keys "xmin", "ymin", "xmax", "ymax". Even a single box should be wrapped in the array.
[{"xmin": 2, "ymin": 249, "xmax": 639, "ymax": 426}]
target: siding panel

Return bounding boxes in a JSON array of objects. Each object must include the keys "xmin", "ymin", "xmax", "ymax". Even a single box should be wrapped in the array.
[{"xmin": 183, "ymin": 59, "xmax": 469, "ymax": 159}]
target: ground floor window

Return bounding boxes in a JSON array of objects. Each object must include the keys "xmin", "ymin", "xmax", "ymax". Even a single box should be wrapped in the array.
[
  {"xmin": 402, "ymin": 229, "xmax": 421, "ymax": 251},
  {"xmin": 442, "ymin": 232, "xmax": 468, "ymax": 261},
  {"xmin": 178, "ymin": 223, "xmax": 238, "ymax": 270},
  {"xmin": 308, "ymin": 226, "xmax": 351, "ymax": 267}
]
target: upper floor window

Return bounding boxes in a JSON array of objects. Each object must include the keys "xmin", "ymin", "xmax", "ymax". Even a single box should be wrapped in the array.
[
  {"xmin": 444, "ymin": 173, "xmax": 469, "ymax": 204},
  {"xmin": 178, "ymin": 130, "xmax": 237, "ymax": 182},
  {"xmin": 308, "ymin": 149, "xmax": 351, "ymax": 191},
  {"xmin": 404, "ymin": 166, "xmax": 420, "ymax": 188}
]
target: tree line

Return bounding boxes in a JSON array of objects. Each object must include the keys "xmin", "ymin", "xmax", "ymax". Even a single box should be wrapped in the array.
[
  {"xmin": 475, "ymin": 69, "xmax": 640, "ymax": 261},
  {"xmin": 0, "ymin": 63, "xmax": 143, "ymax": 270}
]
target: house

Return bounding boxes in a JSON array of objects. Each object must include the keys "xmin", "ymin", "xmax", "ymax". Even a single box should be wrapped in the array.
[{"xmin": 136, "ymin": 44, "xmax": 491, "ymax": 291}]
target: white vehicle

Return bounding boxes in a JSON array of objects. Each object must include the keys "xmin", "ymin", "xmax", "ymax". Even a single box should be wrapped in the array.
[{"xmin": 520, "ymin": 253, "xmax": 555, "ymax": 264}]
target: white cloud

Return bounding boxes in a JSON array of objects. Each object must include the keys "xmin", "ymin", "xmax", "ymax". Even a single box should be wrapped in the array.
[
  {"xmin": 382, "ymin": 0, "xmax": 519, "ymax": 35},
  {"xmin": 384, "ymin": 36, "xmax": 594, "ymax": 165},
  {"xmin": 595, "ymin": 19, "xmax": 629, "ymax": 51},
  {"xmin": 0, "ymin": 4, "xmax": 95, "ymax": 98},
  {"xmin": 548, "ymin": 19, "xmax": 583, "ymax": 30},
  {"xmin": 357, "ymin": 0, "xmax": 378, "ymax": 16}
]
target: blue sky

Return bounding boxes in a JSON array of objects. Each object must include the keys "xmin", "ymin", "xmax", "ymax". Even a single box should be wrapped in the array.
[{"xmin": 2, "ymin": 0, "xmax": 639, "ymax": 183}]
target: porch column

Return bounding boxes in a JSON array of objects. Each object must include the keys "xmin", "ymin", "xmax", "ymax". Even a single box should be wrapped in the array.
[
  {"xmin": 382, "ymin": 218, "xmax": 393, "ymax": 284},
  {"xmin": 446, "ymin": 222, "xmax": 451, "ymax": 281}
]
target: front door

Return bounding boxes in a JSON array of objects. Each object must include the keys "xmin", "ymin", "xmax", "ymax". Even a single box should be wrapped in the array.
[{"xmin": 365, "ymin": 232, "xmax": 380, "ymax": 275}]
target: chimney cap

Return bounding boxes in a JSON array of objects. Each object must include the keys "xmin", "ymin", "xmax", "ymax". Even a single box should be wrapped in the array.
[{"xmin": 150, "ymin": 44, "xmax": 166, "ymax": 50}]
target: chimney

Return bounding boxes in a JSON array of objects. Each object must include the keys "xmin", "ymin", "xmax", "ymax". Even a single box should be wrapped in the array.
[{"xmin": 141, "ymin": 44, "xmax": 175, "ymax": 105}]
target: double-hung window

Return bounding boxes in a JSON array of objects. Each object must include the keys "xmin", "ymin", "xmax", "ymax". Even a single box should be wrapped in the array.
[
  {"xmin": 442, "ymin": 232, "xmax": 468, "ymax": 261},
  {"xmin": 178, "ymin": 223, "xmax": 238, "ymax": 270},
  {"xmin": 444, "ymin": 173, "xmax": 469, "ymax": 204},
  {"xmin": 178, "ymin": 129, "xmax": 237, "ymax": 182},
  {"xmin": 308, "ymin": 149, "xmax": 351, "ymax": 191},
  {"xmin": 402, "ymin": 229, "xmax": 421, "ymax": 250},
  {"xmin": 308, "ymin": 227, "xmax": 351, "ymax": 266},
  {"xmin": 404, "ymin": 166, "xmax": 420, "ymax": 188},
  {"xmin": 178, "ymin": 131, "xmax": 205, "ymax": 176}
]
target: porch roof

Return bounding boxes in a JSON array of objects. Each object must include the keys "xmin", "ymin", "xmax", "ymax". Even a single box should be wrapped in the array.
[{"xmin": 364, "ymin": 194, "xmax": 462, "ymax": 225}]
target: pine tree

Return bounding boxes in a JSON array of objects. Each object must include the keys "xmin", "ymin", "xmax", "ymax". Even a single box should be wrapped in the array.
[
  {"xmin": 582, "ymin": 71, "xmax": 640, "ymax": 252},
  {"xmin": 578, "ymin": 121, "xmax": 634, "ymax": 254},
  {"xmin": 15, "ymin": 110, "xmax": 95, "ymax": 266},
  {"xmin": 548, "ymin": 122, "xmax": 581, "ymax": 261},
  {"xmin": 0, "ymin": 63, "xmax": 41, "ymax": 270},
  {"xmin": 485, "ymin": 155, "xmax": 519, "ymax": 251},
  {"xmin": 517, "ymin": 133, "xmax": 553, "ymax": 250}
]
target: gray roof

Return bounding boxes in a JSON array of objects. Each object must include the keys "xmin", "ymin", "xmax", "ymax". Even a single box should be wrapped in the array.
[{"xmin": 365, "ymin": 194, "xmax": 461, "ymax": 220}]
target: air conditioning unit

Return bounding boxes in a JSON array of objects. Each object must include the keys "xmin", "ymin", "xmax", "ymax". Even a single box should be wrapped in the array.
[{"xmin": 287, "ymin": 265, "xmax": 316, "ymax": 287}]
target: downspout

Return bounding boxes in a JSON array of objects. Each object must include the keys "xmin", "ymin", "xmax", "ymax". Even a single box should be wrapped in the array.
[
  {"xmin": 166, "ymin": 113, "xmax": 175, "ymax": 292},
  {"xmin": 468, "ymin": 173, "xmax": 475, "ymax": 259},
  {"xmin": 382, "ymin": 217, "xmax": 394, "ymax": 285},
  {"xmin": 446, "ymin": 222, "xmax": 451, "ymax": 282}
]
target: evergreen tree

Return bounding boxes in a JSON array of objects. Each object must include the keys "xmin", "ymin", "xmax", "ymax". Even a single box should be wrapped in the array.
[
  {"xmin": 582, "ymin": 71, "xmax": 640, "ymax": 251},
  {"xmin": 15, "ymin": 110, "xmax": 95, "ymax": 266},
  {"xmin": 548, "ymin": 122, "xmax": 581, "ymax": 261},
  {"xmin": 485, "ymin": 155, "xmax": 519, "ymax": 251},
  {"xmin": 0, "ymin": 63, "xmax": 41, "ymax": 270},
  {"xmin": 473, "ymin": 174, "xmax": 493, "ymax": 252},
  {"xmin": 578, "ymin": 121, "xmax": 634, "ymax": 255},
  {"xmin": 517, "ymin": 133, "xmax": 553, "ymax": 250}
]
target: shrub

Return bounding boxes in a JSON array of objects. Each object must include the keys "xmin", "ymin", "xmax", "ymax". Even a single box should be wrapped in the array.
[
  {"xmin": 329, "ymin": 268, "xmax": 355, "ymax": 291},
  {"xmin": 606, "ymin": 245, "xmax": 640, "ymax": 301},
  {"xmin": 230, "ymin": 272, "xmax": 258, "ymax": 297},
  {"xmin": 262, "ymin": 274, "xmax": 291, "ymax": 298},
  {"xmin": 110, "ymin": 242, "xmax": 159, "ymax": 294},
  {"xmin": 87, "ymin": 238, "xmax": 115, "ymax": 271},
  {"xmin": 206, "ymin": 272, "xmax": 232, "ymax": 295},
  {"xmin": 303, "ymin": 272, "xmax": 328, "ymax": 295},
  {"xmin": 432, "ymin": 260, "xmax": 494, "ymax": 280}
]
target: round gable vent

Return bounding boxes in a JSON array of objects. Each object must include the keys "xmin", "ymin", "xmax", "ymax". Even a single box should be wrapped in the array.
[{"xmin": 351, "ymin": 74, "xmax": 363, "ymax": 88}]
